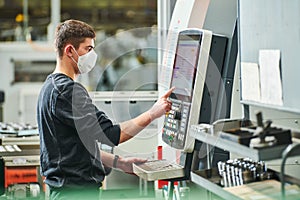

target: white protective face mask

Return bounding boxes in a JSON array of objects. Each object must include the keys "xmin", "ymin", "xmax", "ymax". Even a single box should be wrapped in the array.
[{"xmin": 72, "ymin": 47, "xmax": 98, "ymax": 74}]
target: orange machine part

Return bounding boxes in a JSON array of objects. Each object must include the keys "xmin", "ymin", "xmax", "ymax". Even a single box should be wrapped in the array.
[{"xmin": 4, "ymin": 166, "xmax": 38, "ymax": 188}]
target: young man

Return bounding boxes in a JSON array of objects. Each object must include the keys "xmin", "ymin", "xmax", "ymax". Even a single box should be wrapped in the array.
[{"xmin": 37, "ymin": 19, "xmax": 173, "ymax": 199}]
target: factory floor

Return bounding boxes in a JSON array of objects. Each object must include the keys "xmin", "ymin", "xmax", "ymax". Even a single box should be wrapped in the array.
[
  {"xmin": 100, "ymin": 182, "xmax": 225, "ymax": 200},
  {"xmin": 0, "ymin": 183, "xmax": 224, "ymax": 200},
  {"xmin": 98, "ymin": 168, "xmax": 225, "ymax": 200}
]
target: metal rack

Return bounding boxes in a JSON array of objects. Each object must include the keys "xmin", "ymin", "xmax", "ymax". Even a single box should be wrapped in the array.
[
  {"xmin": 189, "ymin": 122, "xmax": 300, "ymax": 199},
  {"xmin": 280, "ymin": 143, "xmax": 300, "ymax": 200},
  {"xmin": 187, "ymin": 69, "xmax": 297, "ymax": 198},
  {"xmin": 190, "ymin": 125, "xmax": 289, "ymax": 161}
]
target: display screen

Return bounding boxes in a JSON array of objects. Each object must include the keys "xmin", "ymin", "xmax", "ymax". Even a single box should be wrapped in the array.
[{"xmin": 170, "ymin": 34, "xmax": 202, "ymax": 101}]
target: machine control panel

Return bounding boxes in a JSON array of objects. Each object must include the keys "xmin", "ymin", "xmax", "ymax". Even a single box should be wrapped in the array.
[
  {"xmin": 163, "ymin": 99, "xmax": 191, "ymax": 147},
  {"xmin": 161, "ymin": 28, "xmax": 212, "ymax": 152}
]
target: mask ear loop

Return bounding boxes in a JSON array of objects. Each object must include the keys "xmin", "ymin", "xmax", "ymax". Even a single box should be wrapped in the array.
[
  {"xmin": 71, "ymin": 46, "xmax": 80, "ymax": 57},
  {"xmin": 69, "ymin": 46, "xmax": 79, "ymax": 67},
  {"xmin": 70, "ymin": 56, "xmax": 78, "ymax": 66}
]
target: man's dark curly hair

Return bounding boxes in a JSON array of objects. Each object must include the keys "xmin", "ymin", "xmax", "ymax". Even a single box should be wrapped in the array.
[{"xmin": 54, "ymin": 19, "xmax": 96, "ymax": 58}]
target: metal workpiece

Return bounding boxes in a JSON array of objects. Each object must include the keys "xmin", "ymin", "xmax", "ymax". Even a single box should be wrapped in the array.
[{"xmin": 216, "ymin": 158, "xmax": 271, "ymax": 188}]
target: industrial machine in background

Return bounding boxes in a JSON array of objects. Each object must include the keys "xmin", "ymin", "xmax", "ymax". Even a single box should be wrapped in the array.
[{"xmin": 0, "ymin": 122, "xmax": 41, "ymax": 199}]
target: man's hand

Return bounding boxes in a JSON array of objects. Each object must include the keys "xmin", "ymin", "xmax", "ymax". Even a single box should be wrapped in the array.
[
  {"xmin": 148, "ymin": 87, "xmax": 174, "ymax": 120},
  {"xmin": 116, "ymin": 156, "xmax": 147, "ymax": 174},
  {"xmin": 118, "ymin": 87, "xmax": 175, "ymax": 143}
]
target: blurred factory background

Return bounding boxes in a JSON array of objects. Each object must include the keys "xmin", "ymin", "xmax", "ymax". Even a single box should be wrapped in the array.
[
  {"xmin": 0, "ymin": 0, "xmax": 177, "ymax": 124},
  {"xmin": 0, "ymin": 0, "xmax": 157, "ymax": 41}
]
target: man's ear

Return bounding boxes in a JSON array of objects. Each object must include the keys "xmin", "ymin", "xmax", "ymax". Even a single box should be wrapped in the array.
[{"xmin": 65, "ymin": 45, "xmax": 73, "ymax": 57}]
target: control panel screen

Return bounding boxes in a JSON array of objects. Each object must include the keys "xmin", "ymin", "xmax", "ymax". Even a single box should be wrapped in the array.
[
  {"xmin": 162, "ymin": 30, "xmax": 206, "ymax": 151},
  {"xmin": 170, "ymin": 34, "xmax": 202, "ymax": 101}
]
